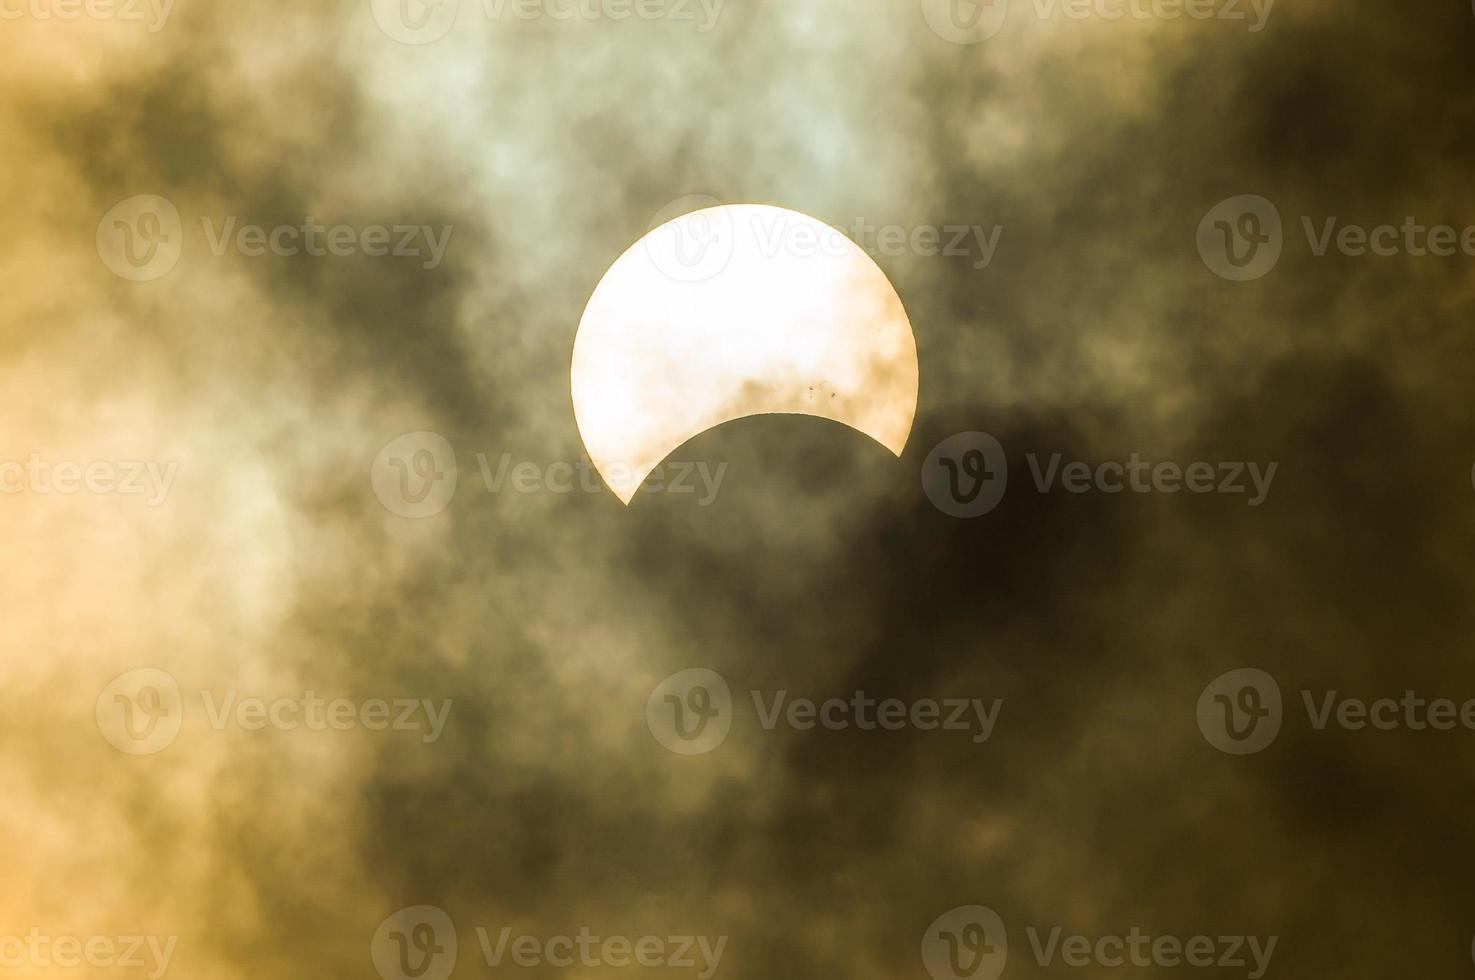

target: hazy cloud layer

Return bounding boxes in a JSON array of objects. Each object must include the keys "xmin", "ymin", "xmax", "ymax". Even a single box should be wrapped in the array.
[{"xmin": 3, "ymin": 0, "xmax": 1475, "ymax": 976}]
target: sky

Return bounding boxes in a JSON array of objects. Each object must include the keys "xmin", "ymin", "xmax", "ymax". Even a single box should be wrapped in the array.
[{"xmin": 3, "ymin": 0, "xmax": 1475, "ymax": 977}]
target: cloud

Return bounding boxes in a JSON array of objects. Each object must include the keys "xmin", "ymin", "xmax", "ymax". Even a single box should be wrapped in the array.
[{"xmin": 3, "ymin": 0, "xmax": 1474, "ymax": 976}]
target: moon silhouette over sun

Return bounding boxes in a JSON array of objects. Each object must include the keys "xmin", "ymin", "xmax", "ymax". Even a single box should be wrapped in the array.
[{"xmin": 571, "ymin": 204, "xmax": 920, "ymax": 504}]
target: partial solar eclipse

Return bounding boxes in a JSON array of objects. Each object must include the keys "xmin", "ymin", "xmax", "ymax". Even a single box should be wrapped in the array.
[{"xmin": 572, "ymin": 204, "xmax": 920, "ymax": 504}]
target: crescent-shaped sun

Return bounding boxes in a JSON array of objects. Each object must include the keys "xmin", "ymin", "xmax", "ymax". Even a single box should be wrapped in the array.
[{"xmin": 572, "ymin": 203, "xmax": 920, "ymax": 503}]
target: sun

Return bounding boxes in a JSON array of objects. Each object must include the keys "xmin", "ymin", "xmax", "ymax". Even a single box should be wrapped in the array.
[{"xmin": 571, "ymin": 204, "xmax": 920, "ymax": 504}]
